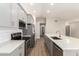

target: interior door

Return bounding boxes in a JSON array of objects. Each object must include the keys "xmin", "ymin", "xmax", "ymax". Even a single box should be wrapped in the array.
[
  {"xmin": 65, "ymin": 25, "xmax": 70, "ymax": 36},
  {"xmin": 40, "ymin": 24, "xmax": 45, "ymax": 37}
]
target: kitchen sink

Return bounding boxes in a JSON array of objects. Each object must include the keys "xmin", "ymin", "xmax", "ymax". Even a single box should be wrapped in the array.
[{"xmin": 51, "ymin": 36, "xmax": 62, "ymax": 40}]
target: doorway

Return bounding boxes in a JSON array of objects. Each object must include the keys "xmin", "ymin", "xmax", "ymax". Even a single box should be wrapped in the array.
[{"xmin": 40, "ymin": 23, "xmax": 45, "ymax": 37}]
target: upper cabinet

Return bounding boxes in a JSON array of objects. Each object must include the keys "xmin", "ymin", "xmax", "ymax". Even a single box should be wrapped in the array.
[
  {"xmin": 17, "ymin": 4, "xmax": 27, "ymax": 28},
  {"xmin": 0, "ymin": 3, "xmax": 34, "ymax": 29},
  {"xmin": 11, "ymin": 4, "xmax": 18, "ymax": 28},
  {"xmin": 0, "ymin": 3, "xmax": 19, "ymax": 28},
  {"xmin": 17, "ymin": 4, "xmax": 27, "ymax": 23},
  {"xmin": 0, "ymin": 3, "xmax": 27, "ymax": 29},
  {"xmin": 27, "ymin": 14, "xmax": 34, "ymax": 24},
  {"xmin": 0, "ymin": 3, "xmax": 12, "ymax": 27}
]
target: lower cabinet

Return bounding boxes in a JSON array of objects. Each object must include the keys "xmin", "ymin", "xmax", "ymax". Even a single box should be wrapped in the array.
[
  {"xmin": 53, "ymin": 42, "xmax": 63, "ymax": 56},
  {"xmin": 23, "ymin": 34, "xmax": 35, "ymax": 56},
  {"xmin": 44, "ymin": 35, "xmax": 79, "ymax": 56},
  {"xmin": 44, "ymin": 35, "xmax": 53, "ymax": 56},
  {"xmin": 26, "ymin": 39, "xmax": 30, "ymax": 56},
  {"xmin": 44, "ymin": 35, "xmax": 63, "ymax": 56},
  {"xmin": 11, "ymin": 43, "xmax": 24, "ymax": 56},
  {"xmin": 10, "ymin": 48, "xmax": 20, "ymax": 56},
  {"xmin": 30, "ymin": 34, "xmax": 35, "ymax": 48}
]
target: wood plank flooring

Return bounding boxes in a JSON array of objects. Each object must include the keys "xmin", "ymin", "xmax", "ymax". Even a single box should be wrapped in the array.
[{"xmin": 28, "ymin": 37, "xmax": 49, "ymax": 56}]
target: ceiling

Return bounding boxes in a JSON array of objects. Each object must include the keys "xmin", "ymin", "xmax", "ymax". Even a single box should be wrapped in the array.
[{"xmin": 21, "ymin": 3, "xmax": 79, "ymax": 21}]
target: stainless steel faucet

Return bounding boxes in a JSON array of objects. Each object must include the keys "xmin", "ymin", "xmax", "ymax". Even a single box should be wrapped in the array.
[{"xmin": 56, "ymin": 31, "xmax": 61, "ymax": 37}]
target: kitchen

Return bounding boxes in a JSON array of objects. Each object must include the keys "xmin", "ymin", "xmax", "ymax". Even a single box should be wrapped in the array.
[{"xmin": 0, "ymin": 3, "xmax": 79, "ymax": 56}]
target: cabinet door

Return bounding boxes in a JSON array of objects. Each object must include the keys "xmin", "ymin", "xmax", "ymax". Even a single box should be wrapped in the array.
[
  {"xmin": 17, "ymin": 4, "xmax": 27, "ymax": 23},
  {"xmin": 10, "ymin": 48, "xmax": 20, "ymax": 56},
  {"xmin": 21, "ymin": 43, "xmax": 25, "ymax": 56},
  {"xmin": 27, "ymin": 14, "xmax": 33, "ymax": 24},
  {"xmin": 17, "ymin": 4, "xmax": 22, "ymax": 21},
  {"xmin": 47, "ymin": 39, "xmax": 53, "ymax": 55},
  {"xmin": 11, "ymin": 4, "xmax": 19, "ymax": 28},
  {"xmin": 44, "ymin": 35, "xmax": 48, "ymax": 48},
  {"xmin": 0, "ymin": 3, "xmax": 12, "ymax": 27},
  {"xmin": 18, "ymin": 43, "xmax": 25, "ymax": 56},
  {"xmin": 44, "ymin": 35, "xmax": 53, "ymax": 55},
  {"xmin": 17, "ymin": 4, "xmax": 27, "ymax": 28},
  {"xmin": 30, "ymin": 34, "xmax": 35, "ymax": 48},
  {"xmin": 53, "ymin": 42, "xmax": 63, "ymax": 56},
  {"xmin": 10, "ymin": 43, "xmax": 24, "ymax": 56}
]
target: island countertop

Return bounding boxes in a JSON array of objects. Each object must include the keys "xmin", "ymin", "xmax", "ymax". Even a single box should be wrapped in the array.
[
  {"xmin": 0, "ymin": 40, "xmax": 25, "ymax": 54},
  {"xmin": 46, "ymin": 34, "xmax": 79, "ymax": 50}
]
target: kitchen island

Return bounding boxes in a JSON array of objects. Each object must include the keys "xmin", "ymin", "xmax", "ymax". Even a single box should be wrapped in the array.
[{"xmin": 45, "ymin": 34, "xmax": 79, "ymax": 56}]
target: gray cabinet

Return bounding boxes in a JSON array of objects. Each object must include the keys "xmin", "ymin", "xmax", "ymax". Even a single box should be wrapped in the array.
[
  {"xmin": 44, "ymin": 35, "xmax": 63, "ymax": 56},
  {"xmin": 30, "ymin": 34, "xmax": 35, "ymax": 48},
  {"xmin": 23, "ymin": 34, "xmax": 35, "ymax": 56},
  {"xmin": 27, "ymin": 24, "xmax": 33, "ymax": 35},
  {"xmin": 53, "ymin": 42, "xmax": 63, "ymax": 56},
  {"xmin": 44, "ymin": 35, "xmax": 53, "ymax": 55}
]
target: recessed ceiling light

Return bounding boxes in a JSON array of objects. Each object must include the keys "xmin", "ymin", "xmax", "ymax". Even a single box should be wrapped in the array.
[
  {"xmin": 50, "ymin": 3, "xmax": 54, "ymax": 5},
  {"xmin": 47, "ymin": 10, "xmax": 50, "ymax": 13},
  {"xmin": 30, "ymin": 3, "xmax": 34, "ymax": 6}
]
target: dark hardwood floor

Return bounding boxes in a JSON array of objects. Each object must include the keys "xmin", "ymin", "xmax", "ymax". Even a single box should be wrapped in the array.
[{"xmin": 28, "ymin": 37, "xmax": 49, "ymax": 56}]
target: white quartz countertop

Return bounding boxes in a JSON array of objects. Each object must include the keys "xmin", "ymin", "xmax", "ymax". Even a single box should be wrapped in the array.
[
  {"xmin": 0, "ymin": 40, "xmax": 25, "ymax": 54},
  {"xmin": 46, "ymin": 34, "xmax": 79, "ymax": 50}
]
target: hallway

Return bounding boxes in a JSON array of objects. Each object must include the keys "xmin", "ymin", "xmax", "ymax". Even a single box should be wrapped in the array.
[{"xmin": 28, "ymin": 38, "xmax": 49, "ymax": 56}]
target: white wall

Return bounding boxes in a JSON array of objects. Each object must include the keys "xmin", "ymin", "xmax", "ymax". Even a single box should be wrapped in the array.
[
  {"xmin": 45, "ymin": 18, "xmax": 65, "ymax": 36},
  {"xmin": 35, "ymin": 22, "xmax": 40, "ymax": 39},
  {"xmin": 45, "ymin": 18, "xmax": 79, "ymax": 38}
]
